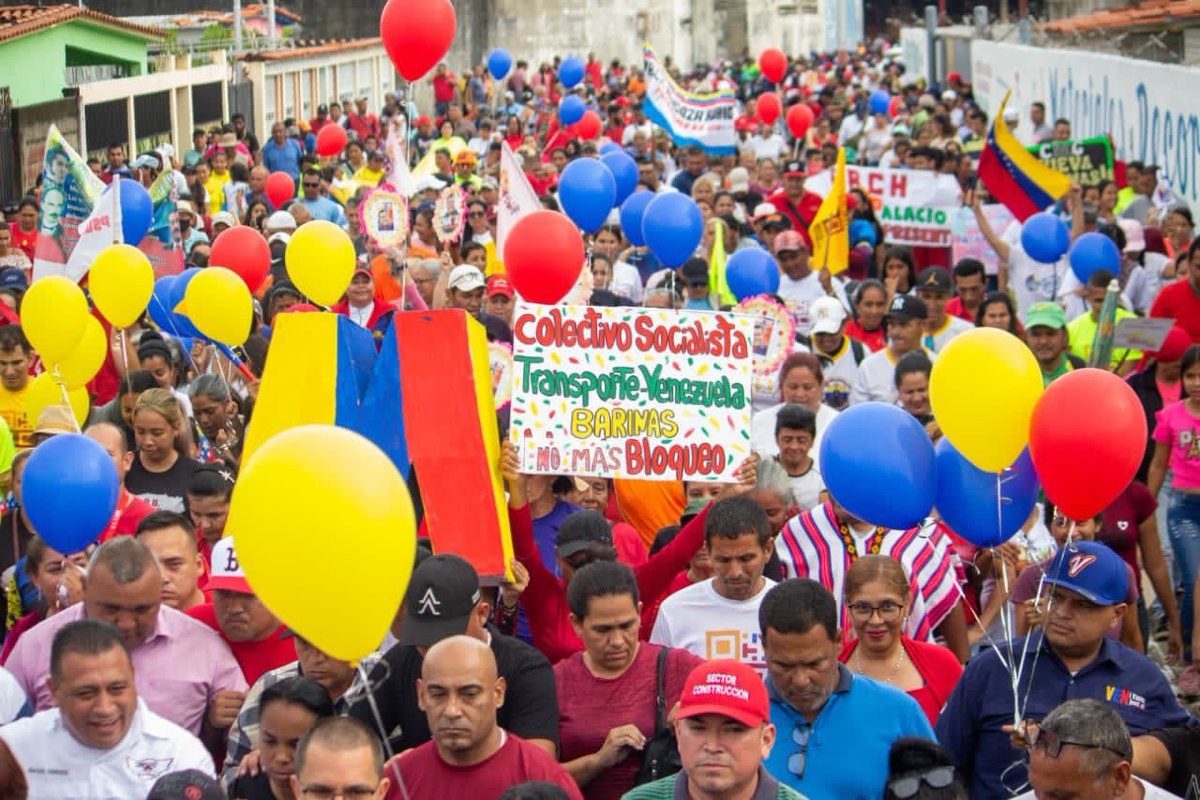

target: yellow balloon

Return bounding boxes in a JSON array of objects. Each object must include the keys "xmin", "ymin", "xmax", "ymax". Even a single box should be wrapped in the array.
[
  {"xmin": 22, "ymin": 276, "xmax": 88, "ymax": 365},
  {"xmin": 929, "ymin": 327, "xmax": 1044, "ymax": 472},
  {"xmin": 181, "ymin": 267, "xmax": 253, "ymax": 346},
  {"xmin": 228, "ymin": 425, "xmax": 415, "ymax": 662},
  {"xmin": 57, "ymin": 316, "xmax": 107, "ymax": 390},
  {"xmin": 89, "ymin": 244, "xmax": 155, "ymax": 328},
  {"xmin": 284, "ymin": 220, "xmax": 355, "ymax": 306},
  {"xmin": 25, "ymin": 372, "xmax": 90, "ymax": 430}
]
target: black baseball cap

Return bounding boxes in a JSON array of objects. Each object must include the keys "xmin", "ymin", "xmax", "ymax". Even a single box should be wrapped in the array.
[
  {"xmin": 886, "ymin": 293, "xmax": 928, "ymax": 323},
  {"xmin": 555, "ymin": 510, "xmax": 614, "ymax": 557},
  {"xmin": 147, "ymin": 769, "xmax": 226, "ymax": 800},
  {"xmin": 400, "ymin": 554, "xmax": 481, "ymax": 647},
  {"xmin": 782, "ymin": 160, "xmax": 805, "ymax": 177},
  {"xmin": 915, "ymin": 266, "xmax": 952, "ymax": 293}
]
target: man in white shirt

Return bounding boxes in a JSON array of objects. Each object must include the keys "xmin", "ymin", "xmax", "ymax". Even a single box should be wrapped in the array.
[
  {"xmin": 914, "ymin": 266, "xmax": 973, "ymax": 352},
  {"xmin": 850, "ymin": 295, "xmax": 937, "ymax": 405},
  {"xmin": 651, "ymin": 496, "xmax": 777, "ymax": 676},
  {"xmin": 774, "ymin": 230, "xmax": 848, "ymax": 335},
  {"xmin": 0, "ymin": 619, "xmax": 214, "ymax": 799},
  {"xmin": 807, "ymin": 296, "xmax": 866, "ymax": 410},
  {"xmin": 1015, "ymin": 699, "xmax": 1182, "ymax": 800}
]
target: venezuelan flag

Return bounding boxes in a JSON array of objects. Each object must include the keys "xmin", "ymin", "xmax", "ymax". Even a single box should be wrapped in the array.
[{"xmin": 978, "ymin": 91, "xmax": 1072, "ymax": 221}]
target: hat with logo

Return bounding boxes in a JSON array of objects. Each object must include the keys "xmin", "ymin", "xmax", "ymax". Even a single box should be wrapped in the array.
[
  {"xmin": 782, "ymin": 160, "xmax": 806, "ymax": 178},
  {"xmin": 448, "ymin": 265, "xmax": 486, "ymax": 293},
  {"xmin": 202, "ymin": 537, "xmax": 253, "ymax": 594},
  {"xmin": 809, "ymin": 296, "xmax": 848, "ymax": 335},
  {"xmin": 886, "ymin": 293, "xmax": 928, "ymax": 323},
  {"xmin": 1024, "ymin": 301, "xmax": 1066, "ymax": 331},
  {"xmin": 147, "ymin": 769, "xmax": 226, "ymax": 800},
  {"xmin": 677, "ymin": 659, "xmax": 770, "ymax": 728},
  {"xmin": 486, "ymin": 274, "xmax": 514, "ymax": 299},
  {"xmin": 400, "ymin": 554, "xmax": 482, "ymax": 647},
  {"xmin": 0, "ymin": 268, "xmax": 27, "ymax": 294},
  {"xmin": 555, "ymin": 510, "xmax": 614, "ymax": 557},
  {"xmin": 773, "ymin": 230, "xmax": 807, "ymax": 254},
  {"xmin": 34, "ymin": 405, "xmax": 75, "ymax": 437},
  {"xmin": 1044, "ymin": 541, "xmax": 1128, "ymax": 606},
  {"xmin": 915, "ymin": 266, "xmax": 952, "ymax": 293}
]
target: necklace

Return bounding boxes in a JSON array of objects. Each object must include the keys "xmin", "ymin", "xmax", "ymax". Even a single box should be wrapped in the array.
[
  {"xmin": 854, "ymin": 643, "xmax": 905, "ymax": 685},
  {"xmin": 837, "ymin": 520, "xmax": 886, "ymax": 561}
]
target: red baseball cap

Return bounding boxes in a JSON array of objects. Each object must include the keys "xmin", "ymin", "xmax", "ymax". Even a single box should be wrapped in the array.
[
  {"xmin": 202, "ymin": 538, "xmax": 253, "ymax": 594},
  {"xmin": 677, "ymin": 660, "xmax": 770, "ymax": 728},
  {"xmin": 487, "ymin": 275, "xmax": 515, "ymax": 299},
  {"xmin": 415, "ymin": 115, "xmax": 431, "ymax": 126}
]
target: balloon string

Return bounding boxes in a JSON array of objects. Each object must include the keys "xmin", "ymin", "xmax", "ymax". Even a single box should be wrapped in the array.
[
  {"xmin": 991, "ymin": 472, "xmax": 1022, "ymax": 729},
  {"xmin": 1014, "ymin": 520, "xmax": 1072, "ymax": 726},
  {"xmin": 356, "ymin": 662, "xmax": 411, "ymax": 800},
  {"xmin": 117, "ymin": 327, "xmax": 130, "ymax": 387},
  {"xmin": 51, "ymin": 366, "xmax": 80, "ymax": 433}
]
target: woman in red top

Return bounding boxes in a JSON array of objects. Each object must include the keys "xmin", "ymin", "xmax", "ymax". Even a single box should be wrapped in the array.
[
  {"xmin": 845, "ymin": 280, "xmax": 887, "ymax": 352},
  {"xmin": 838, "ymin": 554, "xmax": 963, "ymax": 726},
  {"xmin": 502, "ymin": 441, "xmax": 754, "ymax": 664}
]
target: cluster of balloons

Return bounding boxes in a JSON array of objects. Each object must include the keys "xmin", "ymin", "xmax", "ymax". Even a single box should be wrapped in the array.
[
  {"xmin": 1021, "ymin": 212, "xmax": 1120, "ymax": 284},
  {"xmin": 821, "ymin": 328, "xmax": 1146, "ymax": 545},
  {"xmin": 230, "ymin": 425, "xmax": 418, "ymax": 661}
]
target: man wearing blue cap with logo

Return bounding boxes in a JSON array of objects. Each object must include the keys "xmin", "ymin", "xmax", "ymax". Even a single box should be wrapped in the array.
[{"xmin": 936, "ymin": 541, "xmax": 1195, "ymax": 800}]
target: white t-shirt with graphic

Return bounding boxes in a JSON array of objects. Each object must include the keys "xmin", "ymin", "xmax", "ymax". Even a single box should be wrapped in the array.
[
  {"xmin": 650, "ymin": 577, "xmax": 776, "ymax": 676},
  {"xmin": 1001, "ymin": 220, "xmax": 1080, "ymax": 316}
]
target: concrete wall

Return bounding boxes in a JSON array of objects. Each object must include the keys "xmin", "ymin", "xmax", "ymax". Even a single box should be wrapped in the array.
[{"xmin": 0, "ymin": 21, "xmax": 151, "ymax": 108}]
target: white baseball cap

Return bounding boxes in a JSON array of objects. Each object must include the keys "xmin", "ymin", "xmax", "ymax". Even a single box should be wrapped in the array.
[
  {"xmin": 202, "ymin": 537, "xmax": 252, "ymax": 594},
  {"xmin": 267, "ymin": 210, "xmax": 297, "ymax": 231},
  {"xmin": 447, "ymin": 265, "xmax": 486, "ymax": 292},
  {"xmin": 809, "ymin": 296, "xmax": 847, "ymax": 335}
]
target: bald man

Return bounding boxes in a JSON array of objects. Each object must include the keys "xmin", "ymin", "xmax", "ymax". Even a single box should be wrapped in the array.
[
  {"xmin": 85, "ymin": 421, "xmax": 153, "ymax": 541},
  {"xmin": 382, "ymin": 636, "xmax": 582, "ymax": 799}
]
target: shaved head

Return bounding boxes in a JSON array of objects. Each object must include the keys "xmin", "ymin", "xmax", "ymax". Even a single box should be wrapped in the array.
[{"xmin": 418, "ymin": 635, "xmax": 505, "ymax": 765}]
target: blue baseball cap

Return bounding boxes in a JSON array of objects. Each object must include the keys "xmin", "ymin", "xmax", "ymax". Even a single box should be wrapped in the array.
[{"xmin": 1044, "ymin": 541, "xmax": 1127, "ymax": 606}]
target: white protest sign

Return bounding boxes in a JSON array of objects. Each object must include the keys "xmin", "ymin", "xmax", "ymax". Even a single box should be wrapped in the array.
[
  {"xmin": 1113, "ymin": 317, "xmax": 1174, "ymax": 352},
  {"xmin": 807, "ymin": 166, "xmax": 962, "ymax": 247}
]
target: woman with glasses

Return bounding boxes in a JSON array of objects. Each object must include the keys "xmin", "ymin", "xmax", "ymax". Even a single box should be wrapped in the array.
[{"xmin": 839, "ymin": 555, "xmax": 963, "ymax": 725}]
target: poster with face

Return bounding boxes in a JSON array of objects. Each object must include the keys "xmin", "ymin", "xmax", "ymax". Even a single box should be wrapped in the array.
[
  {"xmin": 733, "ymin": 295, "xmax": 796, "ymax": 404},
  {"xmin": 360, "ymin": 186, "xmax": 409, "ymax": 249},
  {"xmin": 434, "ymin": 184, "xmax": 467, "ymax": 244},
  {"xmin": 489, "ymin": 341, "xmax": 514, "ymax": 410}
]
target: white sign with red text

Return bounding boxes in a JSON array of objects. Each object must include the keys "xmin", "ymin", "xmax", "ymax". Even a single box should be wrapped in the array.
[{"xmin": 807, "ymin": 166, "xmax": 962, "ymax": 247}]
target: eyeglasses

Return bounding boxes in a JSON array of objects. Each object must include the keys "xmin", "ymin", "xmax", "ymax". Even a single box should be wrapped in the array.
[
  {"xmin": 1026, "ymin": 726, "xmax": 1131, "ymax": 760},
  {"xmin": 886, "ymin": 766, "xmax": 957, "ymax": 799},
  {"xmin": 847, "ymin": 600, "xmax": 904, "ymax": 621},
  {"xmin": 468, "ymin": 211, "xmax": 486, "ymax": 218},
  {"xmin": 303, "ymin": 182, "xmax": 320, "ymax": 188},
  {"xmin": 787, "ymin": 723, "xmax": 811, "ymax": 778}
]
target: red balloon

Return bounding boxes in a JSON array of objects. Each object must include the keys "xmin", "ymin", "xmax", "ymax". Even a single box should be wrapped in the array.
[
  {"xmin": 265, "ymin": 172, "xmax": 295, "ymax": 209},
  {"xmin": 503, "ymin": 211, "xmax": 584, "ymax": 304},
  {"xmin": 210, "ymin": 226, "xmax": 270, "ymax": 293},
  {"xmin": 757, "ymin": 92, "xmax": 781, "ymax": 126},
  {"xmin": 786, "ymin": 103, "xmax": 815, "ymax": 139},
  {"xmin": 888, "ymin": 95, "xmax": 903, "ymax": 119},
  {"xmin": 1028, "ymin": 369, "xmax": 1147, "ymax": 521},
  {"xmin": 576, "ymin": 110, "xmax": 602, "ymax": 140},
  {"xmin": 380, "ymin": 0, "xmax": 457, "ymax": 82},
  {"xmin": 759, "ymin": 48, "xmax": 787, "ymax": 83},
  {"xmin": 315, "ymin": 124, "xmax": 347, "ymax": 158}
]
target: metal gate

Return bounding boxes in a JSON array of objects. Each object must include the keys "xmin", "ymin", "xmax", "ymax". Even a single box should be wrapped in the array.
[
  {"xmin": 0, "ymin": 88, "xmax": 16, "ymax": 207},
  {"xmin": 227, "ymin": 82, "xmax": 255, "ymax": 126}
]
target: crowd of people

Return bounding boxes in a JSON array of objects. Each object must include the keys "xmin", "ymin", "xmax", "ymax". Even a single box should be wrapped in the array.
[{"xmin": 0, "ymin": 39, "xmax": 1193, "ymax": 800}]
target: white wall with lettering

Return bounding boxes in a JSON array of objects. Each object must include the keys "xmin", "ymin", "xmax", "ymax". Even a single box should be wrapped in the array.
[{"xmin": 971, "ymin": 40, "xmax": 1200, "ymax": 215}]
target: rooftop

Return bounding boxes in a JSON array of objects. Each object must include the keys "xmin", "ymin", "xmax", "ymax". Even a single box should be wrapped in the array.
[
  {"xmin": 126, "ymin": 4, "xmax": 303, "ymax": 31},
  {"xmin": 1041, "ymin": 0, "xmax": 1200, "ymax": 33},
  {"xmin": 0, "ymin": 4, "xmax": 166, "ymax": 44},
  {"xmin": 238, "ymin": 36, "xmax": 381, "ymax": 61}
]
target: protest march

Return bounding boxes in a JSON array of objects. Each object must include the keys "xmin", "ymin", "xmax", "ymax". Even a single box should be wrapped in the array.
[{"xmin": 0, "ymin": 0, "xmax": 1196, "ymax": 799}]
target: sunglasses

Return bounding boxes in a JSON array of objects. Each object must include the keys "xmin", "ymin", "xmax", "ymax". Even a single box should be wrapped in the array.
[
  {"xmin": 468, "ymin": 211, "xmax": 486, "ymax": 218},
  {"xmin": 303, "ymin": 182, "xmax": 320, "ymax": 188},
  {"xmin": 687, "ymin": 280, "xmax": 708, "ymax": 289},
  {"xmin": 886, "ymin": 766, "xmax": 956, "ymax": 799},
  {"xmin": 1027, "ymin": 726, "xmax": 1131, "ymax": 760},
  {"xmin": 787, "ymin": 723, "xmax": 811, "ymax": 778}
]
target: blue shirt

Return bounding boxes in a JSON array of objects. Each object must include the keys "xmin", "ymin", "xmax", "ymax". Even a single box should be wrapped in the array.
[
  {"xmin": 261, "ymin": 138, "xmax": 303, "ymax": 178},
  {"xmin": 302, "ymin": 196, "xmax": 348, "ymax": 227},
  {"xmin": 935, "ymin": 634, "xmax": 1195, "ymax": 800},
  {"xmin": 764, "ymin": 664, "xmax": 933, "ymax": 800}
]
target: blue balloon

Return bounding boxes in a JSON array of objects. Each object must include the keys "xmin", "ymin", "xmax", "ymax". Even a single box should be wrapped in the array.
[
  {"xmin": 642, "ymin": 193, "xmax": 703, "ymax": 268},
  {"xmin": 935, "ymin": 441, "xmax": 1040, "ymax": 548},
  {"xmin": 22, "ymin": 434, "xmax": 119, "ymax": 554},
  {"xmin": 620, "ymin": 191, "xmax": 654, "ymax": 247},
  {"xmin": 725, "ymin": 249, "xmax": 780, "ymax": 300},
  {"xmin": 106, "ymin": 180, "xmax": 153, "ymax": 246},
  {"xmin": 168, "ymin": 268, "xmax": 204, "ymax": 338},
  {"xmin": 559, "ymin": 56, "xmax": 585, "ymax": 89},
  {"xmin": 848, "ymin": 218, "xmax": 877, "ymax": 248},
  {"xmin": 1069, "ymin": 231, "xmax": 1121, "ymax": 283},
  {"xmin": 599, "ymin": 142, "xmax": 623, "ymax": 157},
  {"xmin": 148, "ymin": 274, "xmax": 180, "ymax": 334},
  {"xmin": 1021, "ymin": 212, "xmax": 1071, "ymax": 264},
  {"xmin": 819, "ymin": 403, "xmax": 936, "ymax": 530},
  {"xmin": 600, "ymin": 151, "xmax": 638, "ymax": 206},
  {"xmin": 558, "ymin": 158, "xmax": 617, "ymax": 233},
  {"xmin": 487, "ymin": 48, "xmax": 512, "ymax": 80},
  {"xmin": 559, "ymin": 95, "xmax": 586, "ymax": 126},
  {"xmin": 869, "ymin": 90, "xmax": 891, "ymax": 116}
]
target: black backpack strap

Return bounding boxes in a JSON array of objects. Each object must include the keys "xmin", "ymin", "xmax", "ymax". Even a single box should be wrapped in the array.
[{"xmin": 653, "ymin": 646, "xmax": 669, "ymax": 734}]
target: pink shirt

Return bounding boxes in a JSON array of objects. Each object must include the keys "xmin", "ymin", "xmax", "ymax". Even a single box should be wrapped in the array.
[
  {"xmin": 5, "ymin": 603, "xmax": 247, "ymax": 734},
  {"xmin": 1153, "ymin": 401, "xmax": 1200, "ymax": 489}
]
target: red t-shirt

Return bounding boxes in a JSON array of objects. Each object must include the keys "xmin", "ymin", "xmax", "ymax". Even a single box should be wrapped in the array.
[
  {"xmin": 1096, "ymin": 481, "xmax": 1157, "ymax": 579},
  {"xmin": 1150, "ymin": 278, "xmax": 1200, "ymax": 342},
  {"xmin": 185, "ymin": 603, "xmax": 294, "ymax": 685},
  {"xmin": 765, "ymin": 190, "xmax": 823, "ymax": 248},
  {"xmin": 845, "ymin": 320, "xmax": 886, "ymax": 352},
  {"xmin": 97, "ymin": 489, "xmax": 154, "ymax": 543},
  {"xmin": 385, "ymin": 733, "xmax": 583, "ymax": 800},
  {"xmin": 8, "ymin": 223, "xmax": 35, "ymax": 263},
  {"xmin": 432, "ymin": 74, "xmax": 458, "ymax": 103},
  {"xmin": 945, "ymin": 296, "xmax": 976, "ymax": 323},
  {"xmin": 555, "ymin": 644, "xmax": 701, "ymax": 800},
  {"xmin": 613, "ymin": 522, "xmax": 647, "ymax": 568}
]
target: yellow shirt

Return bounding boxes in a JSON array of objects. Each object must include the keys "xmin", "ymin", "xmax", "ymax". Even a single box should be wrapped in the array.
[
  {"xmin": 1066, "ymin": 307, "xmax": 1141, "ymax": 368},
  {"xmin": 351, "ymin": 167, "xmax": 385, "ymax": 187},
  {"xmin": 0, "ymin": 383, "xmax": 31, "ymax": 449},
  {"xmin": 204, "ymin": 172, "xmax": 231, "ymax": 217}
]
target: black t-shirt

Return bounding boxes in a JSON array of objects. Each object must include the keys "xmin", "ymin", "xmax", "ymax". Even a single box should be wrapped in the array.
[
  {"xmin": 1148, "ymin": 726, "xmax": 1200, "ymax": 798},
  {"xmin": 348, "ymin": 625, "xmax": 559, "ymax": 752},
  {"xmin": 125, "ymin": 454, "xmax": 198, "ymax": 514}
]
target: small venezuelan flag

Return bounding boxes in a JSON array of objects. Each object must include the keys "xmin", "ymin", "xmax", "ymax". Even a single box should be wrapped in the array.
[{"xmin": 978, "ymin": 91, "xmax": 1072, "ymax": 221}]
